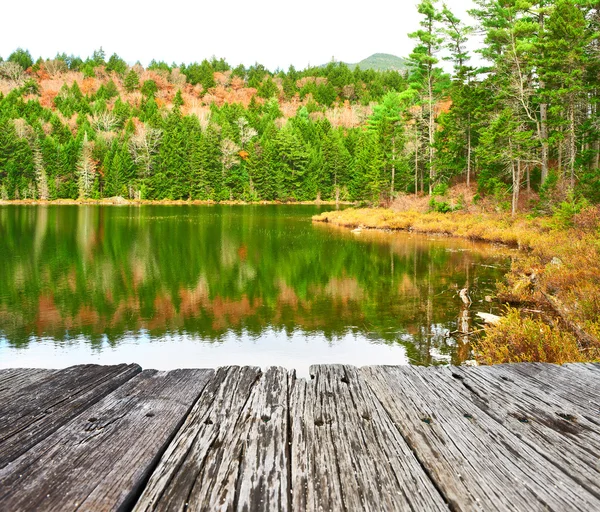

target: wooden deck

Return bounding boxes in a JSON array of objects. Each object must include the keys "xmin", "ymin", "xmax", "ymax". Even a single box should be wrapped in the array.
[{"xmin": 0, "ymin": 363, "xmax": 599, "ymax": 511}]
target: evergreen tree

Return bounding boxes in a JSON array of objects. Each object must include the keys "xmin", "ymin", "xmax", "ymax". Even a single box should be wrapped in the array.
[
  {"xmin": 8, "ymin": 48, "xmax": 33, "ymax": 70},
  {"xmin": 409, "ymin": 0, "xmax": 444, "ymax": 194},
  {"xmin": 542, "ymin": 0, "xmax": 588, "ymax": 189},
  {"xmin": 124, "ymin": 70, "xmax": 140, "ymax": 92}
]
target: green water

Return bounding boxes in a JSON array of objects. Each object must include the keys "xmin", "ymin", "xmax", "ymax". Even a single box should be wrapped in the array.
[{"xmin": 0, "ymin": 205, "xmax": 509, "ymax": 374}]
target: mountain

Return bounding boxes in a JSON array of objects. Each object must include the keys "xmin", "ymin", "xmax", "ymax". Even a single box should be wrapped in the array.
[{"xmin": 346, "ymin": 53, "xmax": 409, "ymax": 72}]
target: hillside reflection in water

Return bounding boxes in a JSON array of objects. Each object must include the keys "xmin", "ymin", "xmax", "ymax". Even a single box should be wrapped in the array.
[{"xmin": 0, "ymin": 205, "xmax": 509, "ymax": 376}]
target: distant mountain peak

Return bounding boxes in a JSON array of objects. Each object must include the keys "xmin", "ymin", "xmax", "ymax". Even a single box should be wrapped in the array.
[{"xmin": 347, "ymin": 53, "xmax": 409, "ymax": 71}]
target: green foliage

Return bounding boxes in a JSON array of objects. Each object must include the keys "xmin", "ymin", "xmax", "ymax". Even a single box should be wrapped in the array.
[
  {"xmin": 173, "ymin": 90, "xmax": 184, "ymax": 108},
  {"xmin": 432, "ymin": 182, "xmax": 448, "ymax": 196},
  {"xmin": 8, "ymin": 48, "xmax": 33, "ymax": 70},
  {"xmin": 148, "ymin": 60, "xmax": 171, "ymax": 73},
  {"xmin": 257, "ymin": 78, "xmax": 279, "ymax": 99},
  {"xmin": 124, "ymin": 70, "xmax": 139, "ymax": 92},
  {"xmin": 1, "ymin": 17, "xmax": 600, "ymax": 209},
  {"xmin": 91, "ymin": 47, "xmax": 106, "ymax": 66},
  {"xmin": 551, "ymin": 193, "xmax": 589, "ymax": 228},
  {"xmin": 182, "ymin": 60, "xmax": 215, "ymax": 90},
  {"xmin": 429, "ymin": 197, "xmax": 455, "ymax": 213},
  {"xmin": 141, "ymin": 79, "xmax": 158, "ymax": 98},
  {"xmin": 106, "ymin": 53, "xmax": 127, "ymax": 75}
]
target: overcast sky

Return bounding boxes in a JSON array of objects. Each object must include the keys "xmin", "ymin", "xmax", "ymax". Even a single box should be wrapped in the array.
[{"xmin": 1, "ymin": 0, "xmax": 477, "ymax": 71}]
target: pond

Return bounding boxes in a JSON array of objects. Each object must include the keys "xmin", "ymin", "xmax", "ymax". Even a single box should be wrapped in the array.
[{"xmin": 0, "ymin": 205, "xmax": 509, "ymax": 376}]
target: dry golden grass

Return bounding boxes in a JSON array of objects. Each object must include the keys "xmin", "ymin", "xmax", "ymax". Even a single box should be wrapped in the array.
[{"xmin": 476, "ymin": 308, "xmax": 591, "ymax": 364}]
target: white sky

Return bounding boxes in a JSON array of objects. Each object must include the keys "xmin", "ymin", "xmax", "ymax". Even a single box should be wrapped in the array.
[{"xmin": 1, "ymin": 0, "xmax": 477, "ymax": 71}]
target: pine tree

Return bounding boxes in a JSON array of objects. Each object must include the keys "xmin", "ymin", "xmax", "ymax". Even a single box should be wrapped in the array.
[
  {"xmin": 409, "ymin": 0, "xmax": 444, "ymax": 194},
  {"xmin": 368, "ymin": 92, "xmax": 405, "ymax": 198},
  {"xmin": 124, "ymin": 70, "xmax": 140, "ymax": 92},
  {"xmin": 439, "ymin": 6, "xmax": 474, "ymax": 186},
  {"xmin": 542, "ymin": 0, "xmax": 588, "ymax": 189}
]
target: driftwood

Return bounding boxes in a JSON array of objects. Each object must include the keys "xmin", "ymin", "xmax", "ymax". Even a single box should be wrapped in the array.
[{"xmin": 476, "ymin": 311, "xmax": 502, "ymax": 325}]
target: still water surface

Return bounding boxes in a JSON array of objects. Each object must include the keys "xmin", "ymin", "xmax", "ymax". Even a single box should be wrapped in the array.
[{"xmin": 0, "ymin": 205, "xmax": 509, "ymax": 376}]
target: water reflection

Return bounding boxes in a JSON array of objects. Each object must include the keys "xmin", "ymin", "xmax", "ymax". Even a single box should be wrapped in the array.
[{"xmin": 0, "ymin": 205, "xmax": 509, "ymax": 374}]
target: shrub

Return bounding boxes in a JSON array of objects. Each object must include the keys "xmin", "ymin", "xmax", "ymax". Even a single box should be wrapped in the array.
[
  {"xmin": 429, "ymin": 198, "xmax": 453, "ymax": 213},
  {"xmin": 551, "ymin": 193, "xmax": 589, "ymax": 229},
  {"xmin": 432, "ymin": 182, "xmax": 449, "ymax": 196},
  {"xmin": 475, "ymin": 308, "xmax": 585, "ymax": 365}
]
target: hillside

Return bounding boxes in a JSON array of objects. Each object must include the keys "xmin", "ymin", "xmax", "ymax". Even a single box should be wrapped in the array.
[{"xmin": 346, "ymin": 53, "xmax": 409, "ymax": 72}]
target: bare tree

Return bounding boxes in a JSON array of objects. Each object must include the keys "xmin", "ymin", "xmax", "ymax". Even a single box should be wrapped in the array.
[
  {"xmin": 220, "ymin": 139, "xmax": 240, "ymax": 175},
  {"xmin": 236, "ymin": 117, "xmax": 257, "ymax": 149},
  {"xmin": 92, "ymin": 111, "xmax": 118, "ymax": 132},
  {"xmin": 0, "ymin": 62, "xmax": 25, "ymax": 87},
  {"xmin": 77, "ymin": 133, "xmax": 96, "ymax": 198},
  {"xmin": 128, "ymin": 124, "xmax": 163, "ymax": 178},
  {"xmin": 44, "ymin": 59, "xmax": 68, "ymax": 77},
  {"xmin": 33, "ymin": 142, "xmax": 49, "ymax": 200}
]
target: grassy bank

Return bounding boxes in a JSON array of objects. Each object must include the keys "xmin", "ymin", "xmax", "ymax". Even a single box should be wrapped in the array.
[
  {"xmin": 0, "ymin": 198, "xmax": 353, "ymax": 206},
  {"xmin": 313, "ymin": 207, "xmax": 600, "ymax": 365}
]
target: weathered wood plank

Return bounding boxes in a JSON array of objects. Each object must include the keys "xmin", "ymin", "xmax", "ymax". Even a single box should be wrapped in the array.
[
  {"xmin": 449, "ymin": 365, "xmax": 600, "ymax": 499},
  {"xmin": 361, "ymin": 365, "xmax": 600, "ymax": 511},
  {"xmin": 0, "ymin": 363, "xmax": 141, "ymax": 468},
  {"xmin": 290, "ymin": 365, "xmax": 448, "ymax": 512},
  {"xmin": 0, "ymin": 368, "xmax": 55, "ymax": 397},
  {"xmin": 134, "ymin": 366, "xmax": 289, "ymax": 512},
  {"xmin": 483, "ymin": 363, "xmax": 600, "ymax": 422},
  {"xmin": 0, "ymin": 368, "xmax": 213, "ymax": 511}
]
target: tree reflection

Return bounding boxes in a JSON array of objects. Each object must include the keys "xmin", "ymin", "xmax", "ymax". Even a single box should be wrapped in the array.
[{"xmin": 0, "ymin": 205, "xmax": 508, "ymax": 365}]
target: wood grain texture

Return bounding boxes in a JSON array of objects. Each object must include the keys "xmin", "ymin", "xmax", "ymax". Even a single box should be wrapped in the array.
[
  {"xmin": 0, "ymin": 368, "xmax": 55, "ymax": 396},
  {"xmin": 0, "ymin": 363, "xmax": 141, "ymax": 468},
  {"xmin": 360, "ymin": 365, "xmax": 600, "ymax": 511},
  {"xmin": 290, "ymin": 365, "xmax": 448, "ymax": 512},
  {"xmin": 134, "ymin": 366, "xmax": 290, "ymax": 512},
  {"xmin": 449, "ymin": 365, "xmax": 600, "ymax": 499},
  {"xmin": 1, "ymin": 363, "xmax": 599, "ymax": 511},
  {"xmin": 0, "ymin": 368, "xmax": 213, "ymax": 512},
  {"xmin": 484, "ymin": 363, "xmax": 600, "ymax": 422}
]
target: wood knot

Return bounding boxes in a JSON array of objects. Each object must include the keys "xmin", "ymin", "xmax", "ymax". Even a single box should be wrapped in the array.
[{"xmin": 556, "ymin": 412, "xmax": 577, "ymax": 422}]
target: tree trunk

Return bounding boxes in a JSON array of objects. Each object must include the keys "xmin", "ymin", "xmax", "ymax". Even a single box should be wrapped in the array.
[
  {"xmin": 414, "ymin": 126, "xmax": 419, "ymax": 195},
  {"xmin": 539, "ymin": 13, "xmax": 549, "ymax": 185},
  {"xmin": 466, "ymin": 115, "xmax": 471, "ymax": 188},
  {"xmin": 511, "ymin": 156, "xmax": 521, "ymax": 217},
  {"xmin": 391, "ymin": 137, "xmax": 396, "ymax": 198},
  {"xmin": 428, "ymin": 74, "xmax": 435, "ymax": 195},
  {"xmin": 558, "ymin": 139, "xmax": 563, "ymax": 179},
  {"xmin": 570, "ymin": 103, "xmax": 576, "ymax": 190},
  {"xmin": 540, "ymin": 98, "xmax": 549, "ymax": 184}
]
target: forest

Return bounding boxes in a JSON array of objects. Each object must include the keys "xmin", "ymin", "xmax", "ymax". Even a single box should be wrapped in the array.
[{"xmin": 0, "ymin": 0, "xmax": 599, "ymax": 211}]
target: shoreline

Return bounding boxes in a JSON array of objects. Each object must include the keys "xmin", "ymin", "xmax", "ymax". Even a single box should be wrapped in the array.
[
  {"xmin": 313, "ymin": 207, "xmax": 600, "ymax": 365},
  {"xmin": 0, "ymin": 198, "xmax": 355, "ymax": 207}
]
